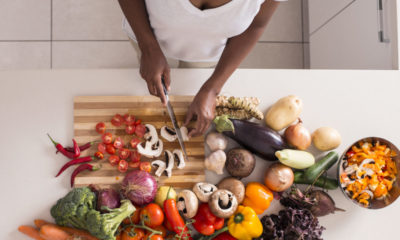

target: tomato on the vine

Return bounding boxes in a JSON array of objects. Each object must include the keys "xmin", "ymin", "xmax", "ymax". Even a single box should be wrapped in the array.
[
  {"xmin": 135, "ymin": 124, "xmax": 146, "ymax": 138},
  {"xmin": 124, "ymin": 114, "xmax": 136, "ymax": 126},
  {"xmin": 94, "ymin": 151, "xmax": 104, "ymax": 159},
  {"xmin": 113, "ymin": 137, "xmax": 124, "ymax": 149},
  {"xmin": 140, "ymin": 203, "xmax": 164, "ymax": 228},
  {"xmin": 106, "ymin": 144, "xmax": 116, "ymax": 155},
  {"xmin": 144, "ymin": 233, "xmax": 163, "ymax": 240},
  {"xmin": 111, "ymin": 114, "xmax": 124, "ymax": 127},
  {"xmin": 95, "ymin": 122, "xmax": 106, "ymax": 134},
  {"xmin": 123, "ymin": 207, "xmax": 142, "ymax": 225},
  {"xmin": 130, "ymin": 138, "xmax": 141, "ymax": 149},
  {"xmin": 140, "ymin": 162, "xmax": 151, "ymax": 173},
  {"xmin": 121, "ymin": 227, "xmax": 144, "ymax": 240},
  {"xmin": 98, "ymin": 143, "xmax": 106, "ymax": 153},
  {"xmin": 119, "ymin": 148, "xmax": 131, "ymax": 160},
  {"xmin": 152, "ymin": 225, "xmax": 167, "ymax": 237},
  {"xmin": 108, "ymin": 155, "xmax": 120, "ymax": 166},
  {"xmin": 126, "ymin": 125, "xmax": 136, "ymax": 135},
  {"xmin": 102, "ymin": 132, "xmax": 113, "ymax": 144},
  {"xmin": 118, "ymin": 160, "xmax": 128, "ymax": 173}
]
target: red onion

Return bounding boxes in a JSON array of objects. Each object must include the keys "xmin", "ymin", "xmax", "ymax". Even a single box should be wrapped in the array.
[
  {"xmin": 97, "ymin": 188, "xmax": 121, "ymax": 213},
  {"xmin": 121, "ymin": 170, "xmax": 157, "ymax": 206}
]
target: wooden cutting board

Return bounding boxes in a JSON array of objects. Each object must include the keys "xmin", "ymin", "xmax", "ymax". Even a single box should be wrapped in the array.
[{"xmin": 73, "ymin": 96, "xmax": 205, "ymax": 190}]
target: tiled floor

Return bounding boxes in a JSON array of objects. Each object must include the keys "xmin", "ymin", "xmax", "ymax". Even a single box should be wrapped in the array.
[{"xmin": 0, "ymin": 0, "xmax": 307, "ymax": 70}]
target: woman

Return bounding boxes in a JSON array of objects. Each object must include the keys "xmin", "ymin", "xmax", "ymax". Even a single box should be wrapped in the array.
[{"xmin": 119, "ymin": 0, "xmax": 283, "ymax": 137}]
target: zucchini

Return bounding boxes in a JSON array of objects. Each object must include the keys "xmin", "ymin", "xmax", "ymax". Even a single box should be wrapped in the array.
[
  {"xmin": 294, "ymin": 171, "xmax": 338, "ymax": 190},
  {"xmin": 275, "ymin": 149, "xmax": 315, "ymax": 169},
  {"xmin": 304, "ymin": 151, "xmax": 339, "ymax": 182}
]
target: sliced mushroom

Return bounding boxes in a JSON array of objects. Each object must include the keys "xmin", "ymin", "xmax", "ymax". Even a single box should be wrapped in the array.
[
  {"xmin": 151, "ymin": 160, "xmax": 166, "ymax": 177},
  {"xmin": 177, "ymin": 190, "xmax": 199, "ymax": 218},
  {"xmin": 138, "ymin": 139, "xmax": 163, "ymax": 158},
  {"xmin": 205, "ymin": 150, "xmax": 226, "ymax": 175},
  {"xmin": 173, "ymin": 149, "xmax": 185, "ymax": 169},
  {"xmin": 161, "ymin": 126, "xmax": 177, "ymax": 142},
  {"xmin": 144, "ymin": 124, "xmax": 158, "ymax": 145},
  {"xmin": 193, "ymin": 182, "xmax": 217, "ymax": 202},
  {"xmin": 209, "ymin": 189, "xmax": 238, "ymax": 219},
  {"xmin": 180, "ymin": 126, "xmax": 189, "ymax": 141},
  {"xmin": 164, "ymin": 150, "xmax": 174, "ymax": 178}
]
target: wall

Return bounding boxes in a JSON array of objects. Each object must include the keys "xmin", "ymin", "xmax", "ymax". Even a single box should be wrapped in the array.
[{"xmin": 0, "ymin": 0, "xmax": 307, "ymax": 70}]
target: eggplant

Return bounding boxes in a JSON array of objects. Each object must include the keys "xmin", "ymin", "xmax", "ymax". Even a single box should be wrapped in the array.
[{"xmin": 214, "ymin": 116, "xmax": 287, "ymax": 161}]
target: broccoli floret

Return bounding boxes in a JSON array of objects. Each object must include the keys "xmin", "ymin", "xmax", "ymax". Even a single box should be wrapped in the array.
[
  {"xmin": 50, "ymin": 187, "xmax": 96, "ymax": 230},
  {"xmin": 85, "ymin": 200, "xmax": 135, "ymax": 240}
]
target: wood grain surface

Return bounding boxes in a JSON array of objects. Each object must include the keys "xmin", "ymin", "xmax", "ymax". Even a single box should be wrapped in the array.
[{"xmin": 73, "ymin": 96, "xmax": 205, "ymax": 190}]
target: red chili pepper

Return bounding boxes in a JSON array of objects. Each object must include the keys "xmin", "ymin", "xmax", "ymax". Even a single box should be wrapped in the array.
[
  {"xmin": 214, "ymin": 232, "xmax": 236, "ymax": 240},
  {"xmin": 163, "ymin": 188, "xmax": 192, "ymax": 239},
  {"xmin": 47, "ymin": 134, "xmax": 75, "ymax": 159},
  {"xmin": 55, "ymin": 156, "xmax": 95, "ymax": 177},
  {"xmin": 72, "ymin": 139, "xmax": 80, "ymax": 158},
  {"xmin": 70, "ymin": 164, "xmax": 100, "ymax": 187},
  {"xmin": 61, "ymin": 141, "xmax": 95, "ymax": 154}
]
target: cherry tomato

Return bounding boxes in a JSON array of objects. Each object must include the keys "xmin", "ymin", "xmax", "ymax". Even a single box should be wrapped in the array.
[
  {"xmin": 121, "ymin": 227, "xmax": 145, "ymax": 240},
  {"xmin": 94, "ymin": 151, "xmax": 104, "ymax": 159},
  {"xmin": 118, "ymin": 160, "xmax": 128, "ymax": 173},
  {"xmin": 129, "ymin": 161, "xmax": 140, "ymax": 168},
  {"xmin": 123, "ymin": 207, "xmax": 142, "ymax": 225},
  {"xmin": 140, "ymin": 203, "xmax": 164, "ymax": 228},
  {"xmin": 130, "ymin": 151, "xmax": 141, "ymax": 163},
  {"xmin": 106, "ymin": 144, "xmax": 116, "ymax": 155},
  {"xmin": 126, "ymin": 125, "xmax": 136, "ymax": 135},
  {"xmin": 95, "ymin": 122, "xmax": 106, "ymax": 134},
  {"xmin": 119, "ymin": 148, "xmax": 131, "ymax": 160},
  {"xmin": 108, "ymin": 155, "xmax": 120, "ymax": 166},
  {"xmin": 111, "ymin": 114, "xmax": 124, "ymax": 127},
  {"xmin": 152, "ymin": 225, "xmax": 167, "ymax": 238},
  {"xmin": 114, "ymin": 137, "xmax": 124, "ymax": 149},
  {"xmin": 144, "ymin": 233, "xmax": 163, "ymax": 240},
  {"xmin": 130, "ymin": 138, "xmax": 141, "ymax": 149},
  {"xmin": 124, "ymin": 114, "xmax": 136, "ymax": 126},
  {"xmin": 102, "ymin": 132, "xmax": 113, "ymax": 144},
  {"xmin": 135, "ymin": 124, "xmax": 146, "ymax": 138},
  {"xmin": 135, "ymin": 119, "xmax": 142, "ymax": 126},
  {"xmin": 98, "ymin": 143, "xmax": 106, "ymax": 153},
  {"xmin": 140, "ymin": 162, "xmax": 151, "ymax": 173}
]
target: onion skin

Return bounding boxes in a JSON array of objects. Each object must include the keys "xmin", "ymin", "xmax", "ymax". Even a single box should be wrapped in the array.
[
  {"xmin": 284, "ymin": 119, "xmax": 311, "ymax": 150},
  {"xmin": 264, "ymin": 163, "xmax": 294, "ymax": 192},
  {"xmin": 122, "ymin": 170, "xmax": 157, "ymax": 206}
]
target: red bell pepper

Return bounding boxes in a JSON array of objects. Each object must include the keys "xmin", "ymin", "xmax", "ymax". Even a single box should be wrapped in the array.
[
  {"xmin": 214, "ymin": 232, "xmax": 236, "ymax": 240},
  {"xmin": 193, "ymin": 203, "xmax": 224, "ymax": 236}
]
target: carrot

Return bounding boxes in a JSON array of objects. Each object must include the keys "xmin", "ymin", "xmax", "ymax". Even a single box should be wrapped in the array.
[
  {"xmin": 34, "ymin": 219, "xmax": 53, "ymax": 229},
  {"xmin": 18, "ymin": 225, "xmax": 45, "ymax": 240},
  {"xmin": 59, "ymin": 226, "xmax": 100, "ymax": 240},
  {"xmin": 39, "ymin": 224, "xmax": 71, "ymax": 240}
]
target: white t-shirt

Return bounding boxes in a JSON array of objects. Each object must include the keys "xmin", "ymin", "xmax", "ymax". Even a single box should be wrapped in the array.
[{"xmin": 123, "ymin": 0, "xmax": 286, "ymax": 62}]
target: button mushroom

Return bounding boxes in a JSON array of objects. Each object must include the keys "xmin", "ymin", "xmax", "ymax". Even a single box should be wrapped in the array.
[
  {"xmin": 173, "ymin": 149, "xmax": 185, "ymax": 169},
  {"xmin": 205, "ymin": 150, "xmax": 226, "ymax": 175},
  {"xmin": 176, "ymin": 190, "xmax": 199, "ymax": 218},
  {"xmin": 137, "ymin": 139, "xmax": 163, "ymax": 158},
  {"xmin": 164, "ymin": 150, "xmax": 174, "ymax": 178},
  {"xmin": 217, "ymin": 177, "xmax": 245, "ymax": 204},
  {"xmin": 206, "ymin": 132, "xmax": 228, "ymax": 151},
  {"xmin": 180, "ymin": 126, "xmax": 189, "ymax": 141},
  {"xmin": 160, "ymin": 126, "xmax": 177, "ymax": 142},
  {"xmin": 151, "ymin": 160, "xmax": 166, "ymax": 177},
  {"xmin": 209, "ymin": 189, "xmax": 238, "ymax": 219},
  {"xmin": 193, "ymin": 182, "xmax": 217, "ymax": 202},
  {"xmin": 144, "ymin": 124, "xmax": 158, "ymax": 145}
]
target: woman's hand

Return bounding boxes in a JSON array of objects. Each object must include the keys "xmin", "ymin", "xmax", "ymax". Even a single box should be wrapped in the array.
[
  {"xmin": 140, "ymin": 47, "xmax": 171, "ymax": 105},
  {"xmin": 184, "ymin": 85, "xmax": 218, "ymax": 138}
]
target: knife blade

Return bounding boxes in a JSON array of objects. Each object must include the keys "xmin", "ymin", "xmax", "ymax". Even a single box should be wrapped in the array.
[{"xmin": 161, "ymin": 78, "xmax": 188, "ymax": 161}]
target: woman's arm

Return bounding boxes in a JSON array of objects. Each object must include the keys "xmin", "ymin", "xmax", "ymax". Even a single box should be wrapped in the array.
[
  {"xmin": 185, "ymin": 0, "xmax": 280, "ymax": 137},
  {"xmin": 118, "ymin": 0, "xmax": 170, "ymax": 104}
]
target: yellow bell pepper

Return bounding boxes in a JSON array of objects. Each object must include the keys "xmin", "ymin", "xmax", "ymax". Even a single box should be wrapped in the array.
[
  {"xmin": 242, "ymin": 182, "xmax": 273, "ymax": 214},
  {"xmin": 228, "ymin": 205, "xmax": 263, "ymax": 240}
]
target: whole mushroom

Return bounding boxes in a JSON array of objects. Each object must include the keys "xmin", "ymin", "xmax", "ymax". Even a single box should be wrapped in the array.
[
  {"xmin": 217, "ymin": 177, "xmax": 245, "ymax": 204},
  {"xmin": 192, "ymin": 182, "xmax": 218, "ymax": 202},
  {"xmin": 176, "ymin": 190, "xmax": 199, "ymax": 218},
  {"xmin": 206, "ymin": 132, "xmax": 228, "ymax": 151},
  {"xmin": 208, "ymin": 189, "xmax": 238, "ymax": 219},
  {"xmin": 205, "ymin": 150, "xmax": 226, "ymax": 175}
]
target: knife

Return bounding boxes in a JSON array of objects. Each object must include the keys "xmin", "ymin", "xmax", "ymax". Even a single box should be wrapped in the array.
[{"xmin": 161, "ymin": 78, "xmax": 188, "ymax": 161}]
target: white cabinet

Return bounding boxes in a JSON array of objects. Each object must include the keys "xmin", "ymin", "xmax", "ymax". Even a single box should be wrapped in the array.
[{"xmin": 308, "ymin": 0, "xmax": 398, "ymax": 69}]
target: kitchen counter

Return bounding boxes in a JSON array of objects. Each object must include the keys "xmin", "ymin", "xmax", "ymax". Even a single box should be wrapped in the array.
[{"xmin": 1, "ymin": 68, "xmax": 400, "ymax": 240}]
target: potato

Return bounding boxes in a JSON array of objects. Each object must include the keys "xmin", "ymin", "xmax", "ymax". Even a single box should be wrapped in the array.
[
  {"xmin": 312, "ymin": 127, "xmax": 341, "ymax": 151},
  {"xmin": 265, "ymin": 95, "xmax": 303, "ymax": 131}
]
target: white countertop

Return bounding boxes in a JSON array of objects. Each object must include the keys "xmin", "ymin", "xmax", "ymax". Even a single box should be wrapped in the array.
[{"xmin": 1, "ymin": 69, "xmax": 400, "ymax": 240}]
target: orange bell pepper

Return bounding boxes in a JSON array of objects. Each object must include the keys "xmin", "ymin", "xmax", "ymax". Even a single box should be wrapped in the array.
[{"xmin": 242, "ymin": 182, "xmax": 273, "ymax": 214}]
